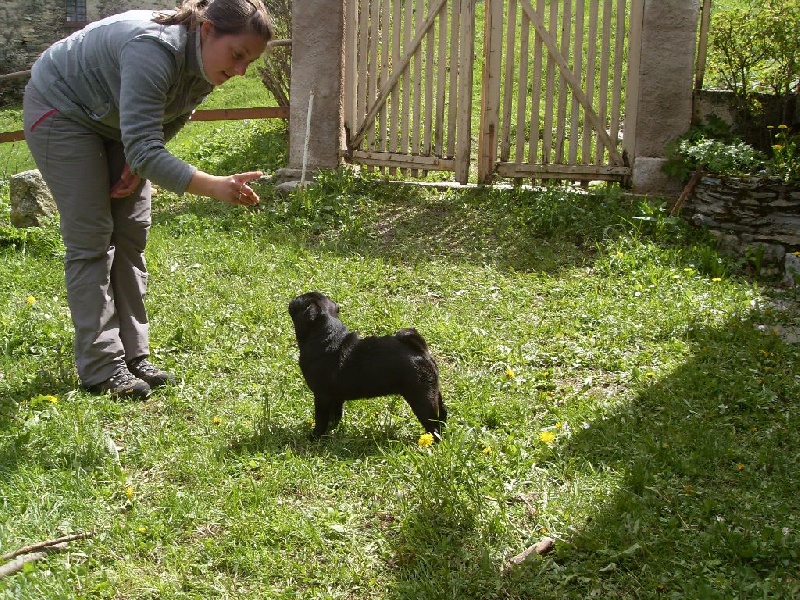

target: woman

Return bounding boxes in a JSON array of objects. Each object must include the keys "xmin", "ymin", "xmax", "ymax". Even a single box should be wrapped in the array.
[{"xmin": 23, "ymin": 0, "xmax": 274, "ymax": 398}]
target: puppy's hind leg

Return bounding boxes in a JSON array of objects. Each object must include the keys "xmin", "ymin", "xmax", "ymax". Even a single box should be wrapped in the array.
[{"xmin": 329, "ymin": 399, "xmax": 345, "ymax": 430}]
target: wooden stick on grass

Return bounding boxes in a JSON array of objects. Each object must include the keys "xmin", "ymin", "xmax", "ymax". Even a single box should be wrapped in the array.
[{"xmin": 0, "ymin": 532, "xmax": 94, "ymax": 579}]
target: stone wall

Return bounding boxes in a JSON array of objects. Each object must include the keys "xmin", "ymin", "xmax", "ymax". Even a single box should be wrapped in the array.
[
  {"xmin": 1, "ymin": 0, "xmax": 173, "ymax": 103},
  {"xmin": 684, "ymin": 175, "xmax": 800, "ymax": 275}
]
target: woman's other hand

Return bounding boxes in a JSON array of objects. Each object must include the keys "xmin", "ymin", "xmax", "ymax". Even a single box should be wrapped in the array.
[{"xmin": 110, "ymin": 164, "xmax": 142, "ymax": 198}]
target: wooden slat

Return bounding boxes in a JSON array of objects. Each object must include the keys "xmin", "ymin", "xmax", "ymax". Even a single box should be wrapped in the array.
[
  {"xmin": 367, "ymin": 0, "xmax": 381, "ymax": 151},
  {"xmin": 500, "ymin": 0, "xmax": 517, "ymax": 163},
  {"xmin": 357, "ymin": 0, "xmax": 371, "ymax": 144},
  {"xmin": 187, "ymin": 107, "xmax": 288, "ymax": 121},
  {"xmin": 434, "ymin": 3, "xmax": 448, "ymax": 155},
  {"xmin": 344, "ymin": 0, "xmax": 358, "ymax": 141},
  {"xmin": 0, "ymin": 69, "xmax": 31, "ymax": 82},
  {"xmin": 454, "ymin": 0, "xmax": 475, "ymax": 183},
  {"xmin": 542, "ymin": 0, "xmax": 558, "ymax": 163},
  {"xmin": 400, "ymin": 0, "xmax": 414, "ymax": 166},
  {"xmin": 411, "ymin": 0, "xmax": 424, "ymax": 175},
  {"xmin": 477, "ymin": 0, "xmax": 503, "ymax": 182},
  {"xmin": 583, "ymin": 0, "xmax": 599, "ymax": 164},
  {"xmin": 0, "ymin": 131, "xmax": 26, "ymax": 143},
  {"xmin": 529, "ymin": 0, "xmax": 545, "ymax": 164},
  {"xmin": 1, "ymin": 107, "xmax": 288, "ymax": 146},
  {"xmin": 516, "ymin": 2, "xmax": 530, "ymax": 163},
  {"xmin": 446, "ymin": 0, "xmax": 461, "ymax": 158},
  {"xmin": 389, "ymin": 0, "xmax": 402, "ymax": 173},
  {"xmin": 424, "ymin": 0, "xmax": 436, "ymax": 158},
  {"xmin": 496, "ymin": 161, "xmax": 629, "ymax": 179},
  {"xmin": 596, "ymin": 0, "xmax": 612, "ymax": 164},
  {"xmin": 379, "ymin": 0, "xmax": 392, "ymax": 157},
  {"xmin": 350, "ymin": 149, "xmax": 455, "ymax": 170},
  {"xmin": 624, "ymin": 0, "xmax": 644, "ymax": 165},
  {"xmin": 554, "ymin": 0, "xmax": 571, "ymax": 164},
  {"xmin": 695, "ymin": 0, "xmax": 712, "ymax": 90},
  {"xmin": 568, "ymin": 0, "xmax": 584, "ymax": 164},
  {"xmin": 609, "ymin": 0, "xmax": 626, "ymax": 149}
]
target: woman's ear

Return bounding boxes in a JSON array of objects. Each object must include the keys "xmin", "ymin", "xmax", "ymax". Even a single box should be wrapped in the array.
[{"xmin": 200, "ymin": 20, "xmax": 214, "ymax": 39}]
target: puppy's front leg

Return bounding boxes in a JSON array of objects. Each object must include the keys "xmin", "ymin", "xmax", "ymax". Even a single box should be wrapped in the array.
[{"xmin": 311, "ymin": 394, "xmax": 333, "ymax": 438}]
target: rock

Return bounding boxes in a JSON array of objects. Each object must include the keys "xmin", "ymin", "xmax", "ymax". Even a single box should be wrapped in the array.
[
  {"xmin": 10, "ymin": 169, "xmax": 57, "ymax": 228},
  {"xmin": 784, "ymin": 252, "xmax": 800, "ymax": 287}
]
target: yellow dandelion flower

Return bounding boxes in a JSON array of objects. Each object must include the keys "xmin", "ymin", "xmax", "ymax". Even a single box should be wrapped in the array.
[
  {"xmin": 711, "ymin": 277, "xmax": 722, "ymax": 282},
  {"xmin": 137, "ymin": 526, "xmax": 147, "ymax": 533},
  {"xmin": 212, "ymin": 416, "xmax": 222, "ymax": 425},
  {"xmin": 539, "ymin": 430, "xmax": 557, "ymax": 444},
  {"xmin": 482, "ymin": 446, "xmax": 492, "ymax": 455},
  {"xmin": 778, "ymin": 124, "xmax": 789, "ymax": 129},
  {"xmin": 44, "ymin": 395, "xmax": 58, "ymax": 404},
  {"xmin": 26, "ymin": 296, "xmax": 36, "ymax": 305},
  {"xmin": 505, "ymin": 367, "xmax": 515, "ymax": 378},
  {"xmin": 125, "ymin": 486, "xmax": 134, "ymax": 500},
  {"xmin": 736, "ymin": 463, "xmax": 745, "ymax": 472},
  {"xmin": 773, "ymin": 145, "xmax": 784, "ymax": 152},
  {"xmin": 418, "ymin": 433, "xmax": 434, "ymax": 447}
]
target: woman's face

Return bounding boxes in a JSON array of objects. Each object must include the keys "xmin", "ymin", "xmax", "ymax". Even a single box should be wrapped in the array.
[{"xmin": 200, "ymin": 21, "xmax": 270, "ymax": 85}]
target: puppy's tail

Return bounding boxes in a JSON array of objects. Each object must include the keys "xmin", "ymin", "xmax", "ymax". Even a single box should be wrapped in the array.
[{"xmin": 395, "ymin": 327, "xmax": 429, "ymax": 354}]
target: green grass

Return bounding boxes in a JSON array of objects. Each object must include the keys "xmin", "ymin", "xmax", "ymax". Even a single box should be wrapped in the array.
[{"xmin": 2, "ymin": 66, "xmax": 800, "ymax": 599}]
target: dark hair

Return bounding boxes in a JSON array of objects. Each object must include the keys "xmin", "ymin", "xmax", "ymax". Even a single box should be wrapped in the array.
[{"xmin": 154, "ymin": 0, "xmax": 274, "ymax": 41}]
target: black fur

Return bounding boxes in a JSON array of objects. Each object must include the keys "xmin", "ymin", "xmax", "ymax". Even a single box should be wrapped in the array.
[{"xmin": 288, "ymin": 292, "xmax": 446, "ymax": 439}]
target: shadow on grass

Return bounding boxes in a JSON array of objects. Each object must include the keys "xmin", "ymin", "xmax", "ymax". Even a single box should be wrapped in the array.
[
  {"xmin": 150, "ymin": 178, "xmax": 722, "ymax": 283},
  {"xmin": 382, "ymin": 312, "xmax": 799, "ymax": 598},
  {"xmin": 542, "ymin": 314, "xmax": 800, "ymax": 597}
]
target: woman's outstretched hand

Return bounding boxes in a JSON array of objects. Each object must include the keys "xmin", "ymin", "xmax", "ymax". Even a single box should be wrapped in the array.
[{"xmin": 188, "ymin": 170, "xmax": 264, "ymax": 205}]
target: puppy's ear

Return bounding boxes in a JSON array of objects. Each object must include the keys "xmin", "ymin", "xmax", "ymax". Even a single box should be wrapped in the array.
[{"xmin": 304, "ymin": 300, "xmax": 322, "ymax": 322}]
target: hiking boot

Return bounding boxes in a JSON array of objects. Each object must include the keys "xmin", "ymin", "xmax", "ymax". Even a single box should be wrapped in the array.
[
  {"xmin": 85, "ymin": 368, "xmax": 150, "ymax": 399},
  {"xmin": 127, "ymin": 356, "xmax": 174, "ymax": 388}
]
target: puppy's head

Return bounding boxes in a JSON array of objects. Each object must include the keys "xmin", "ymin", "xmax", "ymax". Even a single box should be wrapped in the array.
[{"xmin": 288, "ymin": 292, "xmax": 340, "ymax": 340}]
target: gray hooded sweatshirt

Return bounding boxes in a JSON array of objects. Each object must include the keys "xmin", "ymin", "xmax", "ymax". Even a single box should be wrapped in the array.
[{"xmin": 30, "ymin": 10, "xmax": 214, "ymax": 193}]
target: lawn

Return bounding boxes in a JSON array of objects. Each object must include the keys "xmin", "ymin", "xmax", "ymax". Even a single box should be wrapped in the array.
[{"xmin": 1, "ymin": 63, "xmax": 799, "ymax": 600}]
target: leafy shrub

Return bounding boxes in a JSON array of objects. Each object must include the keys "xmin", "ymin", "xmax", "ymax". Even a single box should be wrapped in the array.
[
  {"xmin": 664, "ymin": 117, "xmax": 800, "ymax": 183},
  {"xmin": 708, "ymin": 0, "xmax": 800, "ymax": 107}
]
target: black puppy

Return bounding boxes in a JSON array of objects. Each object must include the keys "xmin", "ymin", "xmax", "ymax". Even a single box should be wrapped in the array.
[{"xmin": 288, "ymin": 292, "xmax": 447, "ymax": 439}]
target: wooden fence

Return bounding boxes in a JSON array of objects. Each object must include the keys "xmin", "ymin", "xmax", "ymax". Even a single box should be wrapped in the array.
[
  {"xmin": 0, "ymin": 37, "xmax": 292, "ymax": 145},
  {"xmin": 342, "ymin": 0, "xmax": 639, "ymax": 185}
]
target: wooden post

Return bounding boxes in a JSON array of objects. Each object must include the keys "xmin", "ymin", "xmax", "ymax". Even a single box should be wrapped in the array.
[{"xmin": 284, "ymin": 0, "xmax": 344, "ymax": 172}]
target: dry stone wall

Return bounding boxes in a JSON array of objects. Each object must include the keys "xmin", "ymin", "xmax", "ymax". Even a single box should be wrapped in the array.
[
  {"xmin": 684, "ymin": 175, "xmax": 800, "ymax": 280},
  {"xmin": 1, "ymin": 1, "xmax": 173, "ymax": 102}
]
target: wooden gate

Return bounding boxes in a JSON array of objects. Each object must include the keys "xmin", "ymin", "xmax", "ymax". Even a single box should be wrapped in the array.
[{"xmin": 343, "ymin": 0, "xmax": 642, "ymax": 185}]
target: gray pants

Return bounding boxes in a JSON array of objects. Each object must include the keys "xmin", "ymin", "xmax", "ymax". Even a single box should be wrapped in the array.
[{"xmin": 23, "ymin": 82, "xmax": 151, "ymax": 387}]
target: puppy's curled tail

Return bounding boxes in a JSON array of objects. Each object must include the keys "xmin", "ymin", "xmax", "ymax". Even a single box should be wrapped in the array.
[{"xmin": 395, "ymin": 327, "xmax": 429, "ymax": 354}]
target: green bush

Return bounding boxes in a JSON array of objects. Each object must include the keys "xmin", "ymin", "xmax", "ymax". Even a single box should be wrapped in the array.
[{"xmin": 708, "ymin": 0, "xmax": 800, "ymax": 108}]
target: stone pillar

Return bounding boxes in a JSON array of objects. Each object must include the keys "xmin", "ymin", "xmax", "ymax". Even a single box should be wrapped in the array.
[
  {"xmin": 631, "ymin": 0, "xmax": 700, "ymax": 196},
  {"xmin": 282, "ymin": 0, "xmax": 344, "ymax": 178}
]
